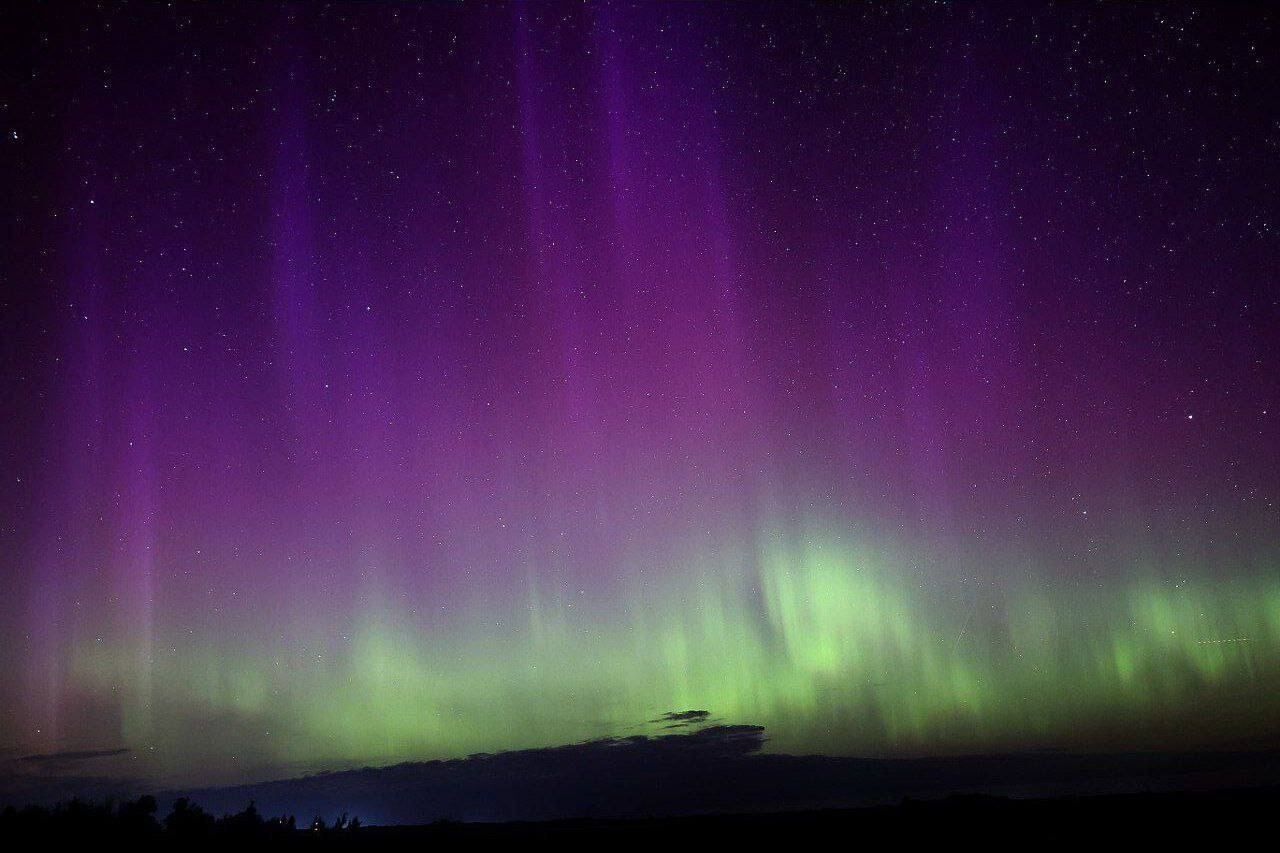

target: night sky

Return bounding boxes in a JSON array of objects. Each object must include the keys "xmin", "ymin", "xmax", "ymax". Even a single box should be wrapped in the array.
[{"xmin": 1, "ymin": 1, "xmax": 1278, "ymax": 793}]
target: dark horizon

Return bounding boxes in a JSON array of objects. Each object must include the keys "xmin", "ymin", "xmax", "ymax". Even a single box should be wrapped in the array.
[{"xmin": 7, "ymin": 715, "xmax": 1280, "ymax": 825}]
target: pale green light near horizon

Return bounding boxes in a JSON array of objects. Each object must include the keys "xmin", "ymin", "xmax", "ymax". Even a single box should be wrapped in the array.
[{"xmin": 67, "ymin": 522, "xmax": 1280, "ymax": 782}]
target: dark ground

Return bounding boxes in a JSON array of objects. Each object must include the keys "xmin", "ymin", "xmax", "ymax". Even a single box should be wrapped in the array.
[
  {"xmin": 357, "ymin": 787, "xmax": 1280, "ymax": 845},
  {"xmin": 3, "ymin": 786, "xmax": 1278, "ymax": 847}
]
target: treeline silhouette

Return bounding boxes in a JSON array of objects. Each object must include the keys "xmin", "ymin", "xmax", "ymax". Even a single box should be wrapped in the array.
[
  {"xmin": 0, "ymin": 795, "xmax": 360, "ymax": 843},
  {"xmin": 3, "ymin": 786, "xmax": 1279, "ymax": 845}
]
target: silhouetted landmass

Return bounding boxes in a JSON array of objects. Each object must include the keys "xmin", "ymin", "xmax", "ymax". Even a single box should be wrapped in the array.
[
  {"xmin": 0, "ymin": 795, "xmax": 359, "ymax": 844},
  {"xmin": 8, "ymin": 720, "xmax": 1280, "ymax": 839},
  {"xmin": 168, "ymin": 738, "xmax": 1280, "ymax": 825},
  {"xmin": 1, "ymin": 787, "xmax": 1277, "ymax": 846},
  {"xmin": 8, "ymin": 728, "xmax": 1280, "ymax": 827}
]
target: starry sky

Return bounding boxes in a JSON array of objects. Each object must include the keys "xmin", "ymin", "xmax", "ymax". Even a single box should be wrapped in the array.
[{"xmin": 1, "ymin": 1, "xmax": 1278, "ymax": 790}]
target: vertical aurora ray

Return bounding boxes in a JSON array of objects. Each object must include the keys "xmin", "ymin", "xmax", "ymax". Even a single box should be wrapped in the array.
[{"xmin": 2, "ymin": 1, "xmax": 1277, "ymax": 788}]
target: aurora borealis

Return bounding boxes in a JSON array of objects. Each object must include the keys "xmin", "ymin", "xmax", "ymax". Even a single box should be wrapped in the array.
[{"xmin": 2, "ymin": 1, "xmax": 1278, "ymax": 793}]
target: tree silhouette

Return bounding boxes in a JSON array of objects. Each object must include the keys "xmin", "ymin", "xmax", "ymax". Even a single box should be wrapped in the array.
[
  {"xmin": 165, "ymin": 796, "xmax": 215, "ymax": 838},
  {"xmin": 0, "ymin": 795, "xmax": 356, "ymax": 843},
  {"xmin": 116, "ymin": 795, "xmax": 160, "ymax": 836}
]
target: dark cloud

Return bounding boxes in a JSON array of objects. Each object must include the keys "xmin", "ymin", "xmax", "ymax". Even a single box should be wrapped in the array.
[
  {"xmin": 0, "ymin": 747, "xmax": 140, "ymax": 807},
  {"xmin": 19, "ymin": 748, "xmax": 131, "ymax": 764},
  {"xmin": 651, "ymin": 710, "xmax": 710, "ymax": 724},
  {"xmin": 650, "ymin": 710, "xmax": 713, "ymax": 729}
]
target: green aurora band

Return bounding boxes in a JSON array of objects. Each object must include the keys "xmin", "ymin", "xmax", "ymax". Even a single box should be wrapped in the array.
[{"xmin": 60, "ymin": 523, "xmax": 1280, "ymax": 783}]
